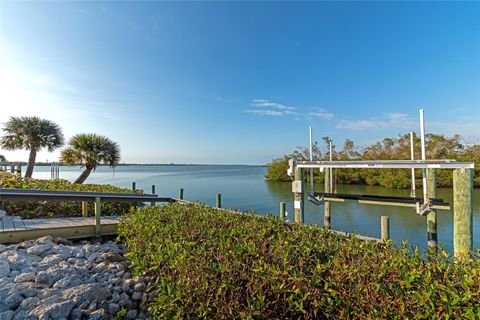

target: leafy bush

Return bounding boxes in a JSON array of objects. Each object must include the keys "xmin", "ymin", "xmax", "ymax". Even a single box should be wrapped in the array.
[
  {"xmin": 119, "ymin": 204, "xmax": 480, "ymax": 319},
  {"xmin": 0, "ymin": 173, "xmax": 141, "ymax": 218},
  {"xmin": 265, "ymin": 156, "xmax": 293, "ymax": 182}
]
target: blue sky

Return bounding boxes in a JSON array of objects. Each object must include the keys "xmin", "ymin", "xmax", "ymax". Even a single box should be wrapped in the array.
[{"xmin": 0, "ymin": 1, "xmax": 478, "ymax": 164}]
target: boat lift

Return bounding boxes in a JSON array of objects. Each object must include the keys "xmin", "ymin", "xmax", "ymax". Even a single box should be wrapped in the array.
[{"xmin": 292, "ymin": 110, "xmax": 475, "ymax": 256}]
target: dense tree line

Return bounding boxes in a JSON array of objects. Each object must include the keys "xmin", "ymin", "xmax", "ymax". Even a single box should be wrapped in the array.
[{"xmin": 266, "ymin": 133, "xmax": 480, "ymax": 188}]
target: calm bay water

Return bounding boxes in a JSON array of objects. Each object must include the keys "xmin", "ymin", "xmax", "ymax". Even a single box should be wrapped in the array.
[{"xmin": 32, "ymin": 165, "xmax": 479, "ymax": 252}]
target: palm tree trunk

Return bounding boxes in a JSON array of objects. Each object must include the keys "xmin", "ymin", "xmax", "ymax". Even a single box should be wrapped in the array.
[
  {"xmin": 24, "ymin": 148, "xmax": 37, "ymax": 178},
  {"xmin": 74, "ymin": 167, "xmax": 93, "ymax": 184}
]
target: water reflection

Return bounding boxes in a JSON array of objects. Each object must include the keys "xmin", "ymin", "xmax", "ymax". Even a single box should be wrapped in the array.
[{"xmin": 266, "ymin": 181, "xmax": 479, "ymax": 252}]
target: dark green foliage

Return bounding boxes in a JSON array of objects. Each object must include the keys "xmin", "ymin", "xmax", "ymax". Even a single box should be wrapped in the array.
[
  {"xmin": 119, "ymin": 204, "xmax": 480, "ymax": 319},
  {"xmin": 265, "ymin": 156, "xmax": 292, "ymax": 181},
  {"xmin": 0, "ymin": 173, "xmax": 141, "ymax": 218},
  {"xmin": 266, "ymin": 133, "xmax": 479, "ymax": 188}
]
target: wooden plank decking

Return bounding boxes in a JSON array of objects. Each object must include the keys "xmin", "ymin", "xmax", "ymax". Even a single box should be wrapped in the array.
[{"xmin": 0, "ymin": 216, "xmax": 120, "ymax": 244}]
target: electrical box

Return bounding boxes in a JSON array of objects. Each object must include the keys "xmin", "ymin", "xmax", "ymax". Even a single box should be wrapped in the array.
[{"xmin": 292, "ymin": 181, "xmax": 303, "ymax": 193}]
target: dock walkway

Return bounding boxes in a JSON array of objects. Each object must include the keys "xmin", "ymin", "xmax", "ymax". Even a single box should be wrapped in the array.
[{"xmin": 0, "ymin": 216, "xmax": 120, "ymax": 243}]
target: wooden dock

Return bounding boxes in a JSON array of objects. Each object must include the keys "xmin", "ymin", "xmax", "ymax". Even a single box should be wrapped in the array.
[{"xmin": 0, "ymin": 216, "xmax": 120, "ymax": 244}]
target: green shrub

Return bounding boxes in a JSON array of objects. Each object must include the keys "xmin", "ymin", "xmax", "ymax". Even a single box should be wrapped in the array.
[
  {"xmin": 0, "ymin": 174, "xmax": 142, "ymax": 218},
  {"xmin": 118, "ymin": 204, "xmax": 480, "ymax": 319},
  {"xmin": 265, "ymin": 156, "xmax": 293, "ymax": 182}
]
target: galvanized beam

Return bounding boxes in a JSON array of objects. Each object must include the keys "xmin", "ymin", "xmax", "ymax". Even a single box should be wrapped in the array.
[{"xmin": 294, "ymin": 160, "xmax": 474, "ymax": 170}]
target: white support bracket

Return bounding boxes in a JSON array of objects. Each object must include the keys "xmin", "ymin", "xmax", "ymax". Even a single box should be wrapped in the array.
[{"xmin": 416, "ymin": 200, "xmax": 431, "ymax": 216}]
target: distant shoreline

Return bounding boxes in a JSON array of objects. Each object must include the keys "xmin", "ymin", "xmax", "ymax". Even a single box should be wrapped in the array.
[{"xmin": 27, "ymin": 163, "xmax": 268, "ymax": 167}]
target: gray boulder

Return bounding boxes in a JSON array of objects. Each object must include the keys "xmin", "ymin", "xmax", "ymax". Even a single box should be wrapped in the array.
[
  {"xmin": 62, "ymin": 283, "xmax": 109, "ymax": 307},
  {"xmin": 0, "ymin": 251, "xmax": 41, "ymax": 271},
  {"xmin": 26, "ymin": 242, "xmax": 54, "ymax": 256},
  {"xmin": 39, "ymin": 254, "xmax": 67, "ymax": 266},
  {"xmin": 0, "ymin": 259, "xmax": 10, "ymax": 277},
  {"xmin": 29, "ymin": 299, "xmax": 75, "ymax": 320},
  {"xmin": 35, "ymin": 269, "xmax": 64, "ymax": 288},
  {"xmin": 0, "ymin": 310, "xmax": 14, "ymax": 320}
]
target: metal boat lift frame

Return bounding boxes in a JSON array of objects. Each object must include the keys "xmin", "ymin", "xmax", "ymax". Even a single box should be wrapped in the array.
[{"xmin": 288, "ymin": 159, "xmax": 475, "ymax": 257}]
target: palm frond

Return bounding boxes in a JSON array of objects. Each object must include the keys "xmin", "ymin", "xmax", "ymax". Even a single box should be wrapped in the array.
[{"xmin": 60, "ymin": 133, "xmax": 121, "ymax": 170}]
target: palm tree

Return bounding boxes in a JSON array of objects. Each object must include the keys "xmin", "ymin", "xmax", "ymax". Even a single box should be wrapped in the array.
[
  {"xmin": 60, "ymin": 133, "xmax": 120, "ymax": 184},
  {"xmin": 0, "ymin": 116, "xmax": 64, "ymax": 178}
]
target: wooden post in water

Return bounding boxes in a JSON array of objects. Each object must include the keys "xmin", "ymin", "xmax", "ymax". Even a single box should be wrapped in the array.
[
  {"xmin": 132, "ymin": 182, "xmax": 136, "ymax": 191},
  {"xmin": 82, "ymin": 202, "xmax": 88, "ymax": 217},
  {"xmin": 95, "ymin": 197, "xmax": 101, "ymax": 237},
  {"xmin": 293, "ymin": 167, "xmax": 304, "ymax": 223},
  {"xmin": 151, "ymin": 185, "xmax": 155, "ymax": 206},
  {"xmin": 216, "ymin": 193, "xmax": 222, "ymax": 208},
  {"xmin": 179, "ymin": 188, "xmax": 184, "ymax": 200},
  {"xmin": 324, "ymin": 168, "xmax": 331, "ymax": 228},
  {"xmin": 381, "ymin": 216, "xmax": 390, "ymax": 241},
  {"xmin": 279, "ymin": 202, "xmax": 286, "ymax": 221},
  {"xmin": 453, "ymin": 169, "xmax": 473, "ymax": 257},
  {"xmin": 426, "ymin": 169, "xmax": 437, "ymax": 249}
]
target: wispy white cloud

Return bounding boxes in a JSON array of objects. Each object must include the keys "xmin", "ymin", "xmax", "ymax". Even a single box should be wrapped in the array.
[
  {"xmin": 247, "ymin": 99, "xmax": 335, "ymax": 119},
  {"xmin": 245, "ymin": 109, "xmax": 284, "ymax": 117},
  {"xmin": 427, "ymin": 120, "xmax": 480, "ymax": 142},
  {"xmin": 251, "ymin": 99, "xmax": 296, "ymax": 111},
  {"xmin": 308, "ymin": 108, "xmax": 334, "ymax": 120},
  {"xmin": 335, "ymin": 113, "xmax": 415, "ymax": 131},
  {"xmin": 246, "ymin": 99, "xmax": 298, "ymax": 117}
]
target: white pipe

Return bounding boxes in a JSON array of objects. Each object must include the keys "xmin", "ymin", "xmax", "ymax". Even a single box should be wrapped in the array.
[
  {"xmin": 329, "ymin": 141, "xmax": 333, "ymax": 191},
  {"xmin": 410, "ymin": 132, "xmax": 416, "ymax": 196},
  {"xmin": 419, "ymin": 109, "xmax": 428, "ymax": 202},
  {"xmin": 309, "ymin": 126, "xmax": 314, "ymax": 193}
]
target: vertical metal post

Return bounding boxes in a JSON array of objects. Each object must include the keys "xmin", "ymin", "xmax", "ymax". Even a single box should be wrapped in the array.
[
  {"xmin": 381, "ymin": 216, "xmax": 390, "ymax": 241},
  {"xmin": 426, "ymin": 169, "xmax": 437, "ymax": 249},
  {"xmin": 410, "ymin": 132, "xmax": 416, "ymax": 197},
  {"xmin": 294, "ymin": 167, "xmax": 304, "ymax": 223},
  {"xmin": 216, "ymin": 193, "xmax": 222, "ymax": 208},
  {"xmin": 95, "ymin": 197, "xmax": 101, "ymax": 237},
  {"xmin": 179, "ymin": 188, "xmax": 184, "ymax": 200},
  {"xmin": 151, "ymin": 185, "xmax": 155, "ymax": 206},
  {"xmin": 329, "ymin": 141, "xmax": 333, "ymax": 190},
  {"xmin": 419, "ymin": 109, "xmax": 428, "ymax": 204},
  {"xmin": 309, "ymin": 126, "xmax": 314, "ymax": 193},
  {"xmin": 279, "ymin": 202, "xmax": 286, "ymax": 221},
  {"xmin": 453, "ymin": 169, "xmax": 473, "ymax": 257}
]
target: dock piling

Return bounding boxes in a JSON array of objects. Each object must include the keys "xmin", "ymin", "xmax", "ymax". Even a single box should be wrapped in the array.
[
  {"xmin": 293, "ymin": 167, "xmax": 304, "ymax": 223},
  {"xmin": 381, "ymin": 216, "xmax": 390, "ymax": 241},
  {"xmin": 132, "ymin": 182, "xmax": 136, "ymax": 191},
  {"xmin": 216, "ymin": 193, "xmax": 222, "ymax": 208},
  {"xmin": 151, "ymin": 185, "xmax": 155, "ymax": 206},
  {"xmin": 95, "ymin": 197, "xmax": 101, "ymax": 237},
  {"xmin": 324, "ymin": 167, "xmax": 331, "ymax": 228},
  {"xmin": 82, "ymin": 202, "xmax": 88, "ymax": 217},
  {"xmin": 453, "ymin": 169, "xmax": 473, "ymax": 257},
  {"xmin": 179, "ymin": 188, "xmax": 184, "ymax": 200},
  {"xmin": 426, "ymin": 169, "xmax": 437, "ymax": 249},
  {"xmin": 279, "ymin": 202, "xmax": 286, "ymax": 221}
]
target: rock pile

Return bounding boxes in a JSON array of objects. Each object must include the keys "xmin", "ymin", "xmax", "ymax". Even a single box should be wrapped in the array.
[{"xmin": 0, "ymin": 236, "xmax": 152, "ymax": 320}]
